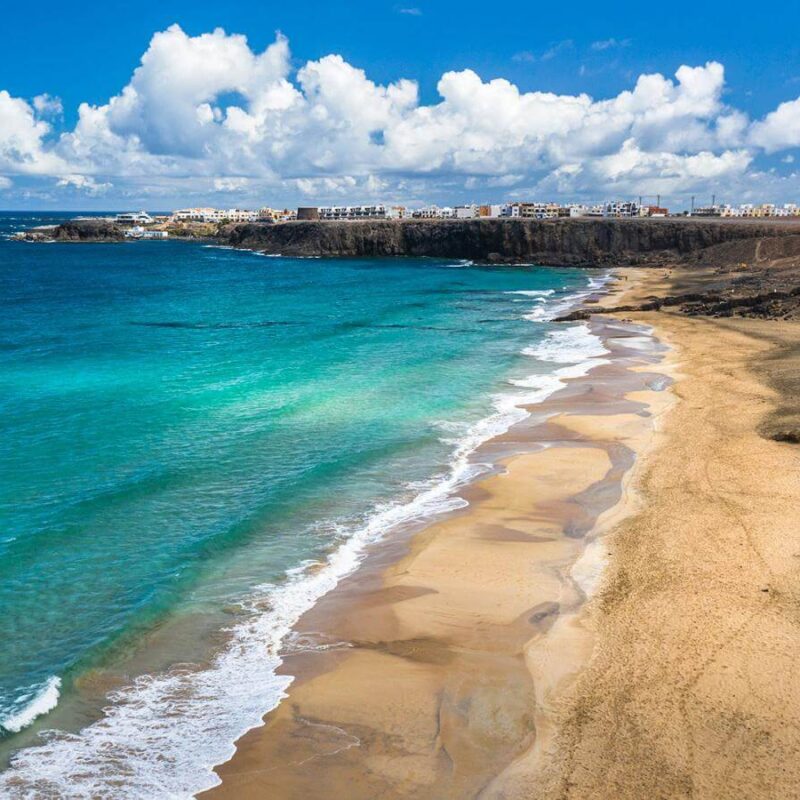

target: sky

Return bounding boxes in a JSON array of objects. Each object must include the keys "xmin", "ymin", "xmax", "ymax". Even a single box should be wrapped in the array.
[{"xmin": 1, "ymin": 0, "xmax": 799, "ymax": 210}]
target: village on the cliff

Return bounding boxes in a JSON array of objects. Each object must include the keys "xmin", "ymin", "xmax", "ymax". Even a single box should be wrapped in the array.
[{"xmin": 43, "ymin": 198, "xmax": 800, "ymax": 239}]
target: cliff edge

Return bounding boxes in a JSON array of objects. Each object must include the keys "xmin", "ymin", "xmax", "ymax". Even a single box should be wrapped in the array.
[{"xmin": 218, "ymin": 218, "xmax": 800, "ymax": 267}]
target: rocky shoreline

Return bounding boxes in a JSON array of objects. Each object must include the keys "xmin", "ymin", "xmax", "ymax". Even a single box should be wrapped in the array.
[
  {"xmin": 17, "ymin": 217, "xmax": 800, "ymax": 261},
  {"xmin": 15, "ymin": 218, "xmax": 217, "ymax": 243},
  {"xmin": 17, "ymin": 216, "xmax": 800, "ymax": 320}
]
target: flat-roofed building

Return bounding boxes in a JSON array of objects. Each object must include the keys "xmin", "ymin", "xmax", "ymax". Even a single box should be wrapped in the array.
[
  {"xmin": 411, "ymin": 205, "xmax": 455, "ymax": 219},
  {"xmin": 603, "ymin": 201, "xmax": 643, "ymax": 218},
  {"xmin": 116, "ymin": 211, "xmax": 153, "ymax": 225},
  {"xmin": 318, "ymin": 205, "xmax": 389, "ymax": 220}
]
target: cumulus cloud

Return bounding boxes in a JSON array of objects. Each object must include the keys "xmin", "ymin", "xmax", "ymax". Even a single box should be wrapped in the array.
[
  {"xmin": 33, "ymin": 94, "xmax": 63, "ymax": 117},
  {"xmin": 0, "ymin": 25, "xmax": 799, "ymax": 205},
  {"xmin": 56, "ymin": 174, "xmax": 113, "ymax": 194},
  {"xmin": 0, "ymin": 176, "xmax": 12, "ymax": 190},
  {"xmin": 749, "ymin": 97, "xmax": 800, "ymax": 152},
  {"xmin": 0, "ymin": 90, "xmax": 68, "ymax": 175}
]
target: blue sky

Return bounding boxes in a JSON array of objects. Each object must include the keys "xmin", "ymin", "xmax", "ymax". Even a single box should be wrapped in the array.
[{"xmin": 1, "ymin": 0, "xmax": 799, "ymax": 209}]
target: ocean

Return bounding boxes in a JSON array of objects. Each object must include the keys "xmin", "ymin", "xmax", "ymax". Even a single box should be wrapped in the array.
[{"xmin": 0, "ymin": 212, "xmax": 608, "ymax": 797}]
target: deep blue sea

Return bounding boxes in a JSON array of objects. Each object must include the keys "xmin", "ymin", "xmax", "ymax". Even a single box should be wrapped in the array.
[{"xmin": 0, "ymin": 212, "xmax": 608, "ymax": 796}]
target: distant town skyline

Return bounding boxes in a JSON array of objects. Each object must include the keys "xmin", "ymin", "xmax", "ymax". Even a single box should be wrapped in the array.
[{"xmin": 1, "ymin": 0, "xmax": 800, "ymax": 210}]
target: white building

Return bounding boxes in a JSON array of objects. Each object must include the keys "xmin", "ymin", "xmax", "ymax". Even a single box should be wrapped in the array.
[
  {"xmin": 318, "ymin": 205, "xmax": 390, "ymax": 220},
  {"xmin": 171, "ymin": 208, "xmax": 259, "ymax": 223},
  {"xmin": 224, "ymin": 209, "xmax": 259, "ymax": 223},
  {"xmin": 116, "ymin": 211, "xmax": 153, "ymax": 225},
  {"xmin": 567, "ymin": 204, "xmax": 604, "ymax": 217},
  {"xmin": 172, "ymin": 208, "xmax": 219, "ymax": 222},
  {"xmin": 603, "ymin": 201, "xmax": 643, "ymax": 218},
  {"xmin": 454, "ymin": 205, "xmax": 479, "ymax": 219},
  {"xmin": 411, "ymin": 205, "xmax": 455, "ymax": 219},
  {"xmin": 124, "ymin": 226, "xmax": 168, "ymax": 239}
]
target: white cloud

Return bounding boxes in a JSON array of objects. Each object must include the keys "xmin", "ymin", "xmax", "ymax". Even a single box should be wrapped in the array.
[
  {"xmin": 398, "ymin": 7, "xmax": 422, "ymax": 15},
  {"xmin": 0, "ymin": 176, "xmax": 11, "ymax": 190},
  {"xmin": 33, "ymin": 94, "xmax": 63, "ymax": 117},
  {"xmin": 541, "ymin": 40, "xmax": 574, "ymax": 61},
  {"xmin": 0, "ymin": 26, "xmax": 798, "ymax": 206},
  {"xmin": 749, "ymin": 97, "xmax": 800, "ymax": 152},
  {"xmin": 591, "ymin": 38, "xmax": 631, "ymax": 51},
  {"xmin": 0, "ymin": 90, "xmax": 67, "ymax": 175},
  {"xmin": 213, "ymin": 177, "xmax": 250, "ymax": 192},
  {"xmin": 56, "ymin": 174, "xmax": 113, "ymax": 194}
]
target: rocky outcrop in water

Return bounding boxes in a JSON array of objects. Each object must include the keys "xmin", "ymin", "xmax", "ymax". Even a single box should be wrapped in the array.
[
  {"xmin": 49, "ymin": 220, "xmax": 127, "ymax": 242},
  {"xmin": 218, "ymin": 218, "xmax": 800, "ymax": 267}
]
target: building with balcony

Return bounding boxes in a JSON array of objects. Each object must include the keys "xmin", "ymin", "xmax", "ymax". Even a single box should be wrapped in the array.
[
  {"xmin": 115, "ymin": 211, "xmax": 154, "ymax": 225},
  {"xmin": 318, "ymin": 205, "xmax": 390, "ymax": 220}
]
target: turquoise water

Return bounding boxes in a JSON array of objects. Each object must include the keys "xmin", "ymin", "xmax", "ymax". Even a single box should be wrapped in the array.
[{"xmin": 0, "ymin": 213, "xmax": 604, "ymax": 795}]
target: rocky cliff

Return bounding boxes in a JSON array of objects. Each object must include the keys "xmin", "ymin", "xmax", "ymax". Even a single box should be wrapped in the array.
[
  {"xmin": 20, "ymin": 217, "xmax": 800, "ymax": 269},
  {"xmin": 218, "ymin": 218, "xmax": 800, "ymax": 267},
  {"xmin": 16, "ymin": 219, "xmax": 220, "ymax": 242},
  {"xmin": 50, "ymin": 220, "xmax": 127, "ymax": 242}
]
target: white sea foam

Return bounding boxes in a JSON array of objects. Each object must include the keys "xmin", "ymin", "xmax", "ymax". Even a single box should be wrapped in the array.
[
  {"xmin": 505, "ymin": 289, "xmax": 555, "ymax": 297},
  {"xmin": 2, "ymin": 677, "xmax": 61, "ymax": 735},
  {"xmin": 203, "ymin": 245, "xmax": 282, "ymax": 258},
  {"xmin": 0, "ymin": 270, "xmax": 612, "ymax": 798},
  {"xmin": 524, "ymin": 323, "xmax": 609, "ymax": 363}
]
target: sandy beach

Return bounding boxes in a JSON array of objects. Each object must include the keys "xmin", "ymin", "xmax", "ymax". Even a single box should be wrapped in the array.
[
  {"xmin": 202, "ymin": 263, "xmax": 800, "ymax": 799},
  {"xmin": 202, "ymin": 277, "xmax": 678, "ymax": 798},
  {"xmin": 491, "ymin": 308, "xmax": 800, "ymax": 798}
]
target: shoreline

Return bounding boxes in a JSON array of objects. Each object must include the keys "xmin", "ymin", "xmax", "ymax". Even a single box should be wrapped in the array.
[
  {"xmin": 202, "ymin": 273, "xmax": 674, "ymax": 797},
  {"xmin": 497, "ymin": 310, "xmax": 800, "ymax": 798},
  {"xmin": 6, "ymin": 253, "xmax": 798, "ymax": 796},
  {"xmin": 0, "ymin": 265, "xmax": 613, "ymax": 797}
]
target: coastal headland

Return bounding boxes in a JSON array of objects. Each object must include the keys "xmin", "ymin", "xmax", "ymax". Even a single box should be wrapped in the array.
[
  {"xmin": 217, "ymin": 216, "xmax": 800, "ymax": 267},
  {"xmin": 19, "ymin": 215, "xmax": 800, "ymax": 266}
]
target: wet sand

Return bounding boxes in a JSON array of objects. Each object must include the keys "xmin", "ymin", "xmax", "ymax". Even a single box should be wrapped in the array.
[
  {"xmin": 203, "ymin": 303, "xmax": 674, "ymax": 798},
  {"xmin": 205, "ymin": 267, "xmax": 800, "ymax": 799}
]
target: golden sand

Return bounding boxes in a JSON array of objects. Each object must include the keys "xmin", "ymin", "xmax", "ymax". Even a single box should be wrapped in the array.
[
  {"xmin": 489, "ymin": 310, "xmax": 800, "ymax": 799},
  {"xmin": 203, "ymin": 305, "xmax": 674, "ymax": 799},
  {"xmin": 205, "ymin": 269, "xmax": 800, "ymax": 799}
]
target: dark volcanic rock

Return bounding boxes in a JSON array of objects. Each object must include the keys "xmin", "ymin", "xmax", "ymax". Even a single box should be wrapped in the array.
[
  {"xmin": 50, "ymin": 220, "xmax": 126, "ymax": 242},
  {"xmin": 217, "ymin": 218, "xmax": 800, "ymax": 267}
]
